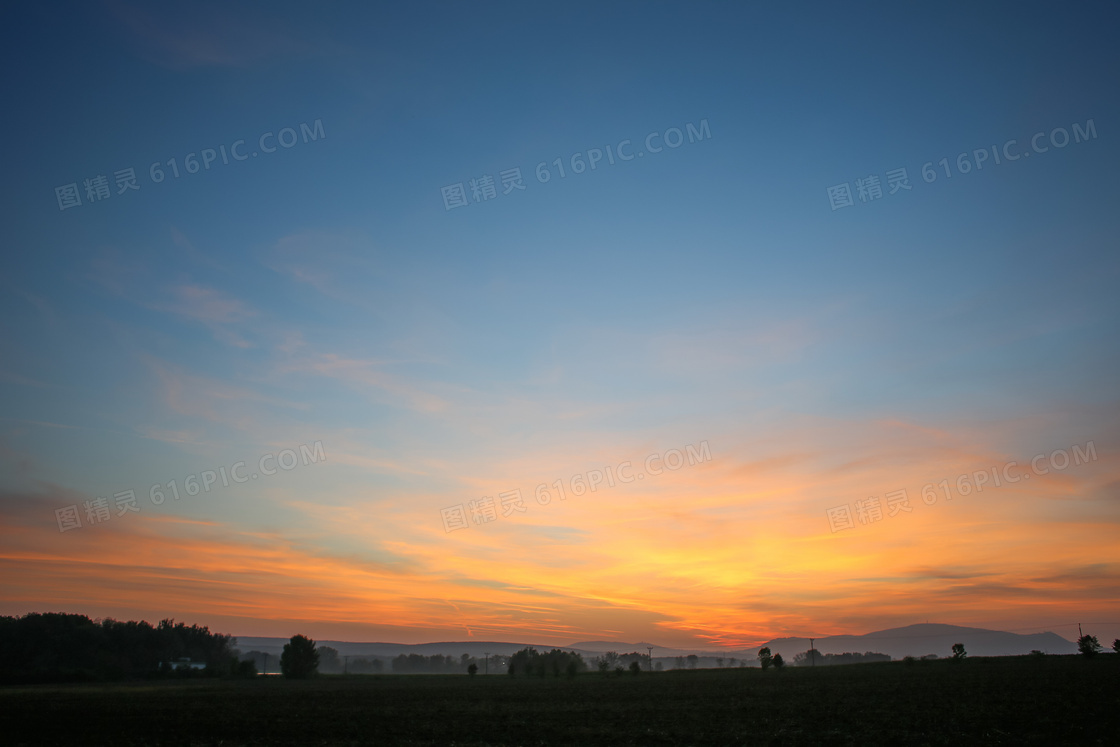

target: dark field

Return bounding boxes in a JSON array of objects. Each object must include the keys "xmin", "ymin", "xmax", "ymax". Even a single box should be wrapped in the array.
[{"xmin": 2, "ymin": 656, "xmax": 1118, "ymax": 746}]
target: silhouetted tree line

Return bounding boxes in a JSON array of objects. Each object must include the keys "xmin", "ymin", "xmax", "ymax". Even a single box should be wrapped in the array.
[
  {"xmin": 0, "ymin": 612, "xmax": 251, "ymax": 684},
  {"xmin": 671, "ymin": 654, "xmax": 763, "ymax": 669},
  {"xmin": 507, "ymin": 647, "xmax": 586, "ymax": 677},
  {"xmin": 247, "ymin": 646, "xmax": 512, "ymax": 676},
  {"xmin": 240, "ymin": 646, "xmax": 384, "ymax": 675},
  {"xmin": 792, "ymin": 649, "xmax": 891, "ymax": 666},
  {"xmin": 594, "ymin": 650, "xmax": 651, "ymax": 673},
  {"xmin": 391, "ymin": 652, "xmax": 485, "ymax": 674},
  {"xmin": 617, "ymin": 651, "xmax": 650, "ymax": 670},
  {"xmin": 673, "ymin": 654, "xmax": 701, "ymax": 669},
  {"xmin": 346, "ymin": 656, "xmax": 385, "ymax": 673}
]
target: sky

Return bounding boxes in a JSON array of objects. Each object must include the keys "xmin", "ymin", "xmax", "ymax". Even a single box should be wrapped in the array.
[{"xmin": 1, "ymin": 0, "xmax": 1118, "ymax": 651}]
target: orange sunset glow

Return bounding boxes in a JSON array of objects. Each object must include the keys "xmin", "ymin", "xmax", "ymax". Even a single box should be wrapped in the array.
[{"xmin": 3, "ymin": 0, "xmax": 1119, "ymax": 662}]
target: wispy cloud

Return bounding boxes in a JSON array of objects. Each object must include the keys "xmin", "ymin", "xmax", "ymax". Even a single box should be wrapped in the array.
[
  {"xmin": 0, "ymin": 370, "xmax": 50, "ymax": 389},
  {"xmin": 150, "ymin": 284, "xmax": 258, "ymax": 348},
  {"xmin": 106, "ymin": 0, "xmax": 314, "ymax": 70},
  {"xmin": 141, "ymin": 355, "xmax": 306, "ymax": 433}
]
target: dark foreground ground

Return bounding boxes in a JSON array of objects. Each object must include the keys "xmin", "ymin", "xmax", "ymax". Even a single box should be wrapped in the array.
[{"xmin": 2, "ymin": 655, "xmax": 1118, "ymax": 746}]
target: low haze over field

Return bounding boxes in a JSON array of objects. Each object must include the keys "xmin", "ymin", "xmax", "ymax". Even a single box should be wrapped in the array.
[{"xmin": 1, "ymin": 1, "xmax": 1118, "ymax": 651}]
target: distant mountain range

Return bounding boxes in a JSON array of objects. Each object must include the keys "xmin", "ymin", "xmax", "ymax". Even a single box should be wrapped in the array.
[{"xmin": 234, "ymin": 623, "xmax": 1076, "ymax": 662}]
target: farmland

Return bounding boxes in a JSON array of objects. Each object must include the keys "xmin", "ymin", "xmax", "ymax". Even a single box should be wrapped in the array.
[{"xmin": 2, "ymin": 655, "xmax": 1118, "ymax": 745}]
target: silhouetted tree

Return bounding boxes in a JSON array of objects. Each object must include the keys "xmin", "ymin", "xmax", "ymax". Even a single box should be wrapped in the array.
[
  {"xmin": 951, "ymin": 643, "xmax": 967, "ymax": 660},
  {"xmin": 687, "ymin": 654, "xmax": 698, "ymax": 669},
  {"xmin": 629, "ymin": 661, "xmax": 641, "ymax": 675},
  {"xmin": 771, "ymin": 653, "xmax": 784, "ymax": 669},
  {"xmin": 468, "ymin": 663, "xmax": 478, "ymax": 676},
  {"xmin": 317, "ymin": 646, "xmax": 343, "ymax": 673},
  {"xmin": 1112, "ymin": 639, "xmax": 1120, "ymax": 655},
  {"xmin": 280, "ymin": 634, "xmax": 319, "ymax": 678},
  {"xmin": 1077, "ymin": 635, "xmax": 1101, "ymax": 658},
  {"xmin": 757, "ymin": 647, "xmax": 772, "ymax": 670},
  {"xmin": 674, "ymin": 656, "xmax": 685, "ymax": 669},
  {"xmin": 242, "ymin": 650, "xmax": 272, "ymax": 673},
  {"xmin": 234, "ymin": 659, "xmax": 257, "ymax": 677},
  {"xmin": 595, "ymin": 651, "xmax": 621, "ymax": 673},
  {"xmin": 617, "ymin": 652, "xmax": 647, "ymax": 671}
]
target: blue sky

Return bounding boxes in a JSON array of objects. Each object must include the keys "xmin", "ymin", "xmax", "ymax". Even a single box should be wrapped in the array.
[{"xmin": 2, "ymin": 1, "xmax": 1118, "ymax": 647}]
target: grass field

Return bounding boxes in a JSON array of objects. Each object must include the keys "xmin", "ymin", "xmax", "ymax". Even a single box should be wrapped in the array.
[{"xmin": 2, "ymin": 655, "xmax": 1118, "ymax": 745}]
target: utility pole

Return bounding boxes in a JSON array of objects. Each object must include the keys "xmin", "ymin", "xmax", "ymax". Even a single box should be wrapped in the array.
[
  {"xmin": 344, "ymin": 655, "xmax": 349, "ymax": 675},
  {"xmin": 1078, "ymin": 623, "xmax": 1083, "ymax": 639},
  {"xmin": 262, "ymin": 653, "xmax": 268, "ymax": 675},
  {"xmin": 810, "ymin": 638, "xmax": 815, "ymax": 667},
  {"xmin": 647, "ymin": 647, "xmax": 653, "ymax": 672},
  {"xmin": 484, "ymin": 652, "xmax": 489, "ymax": 675}
]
